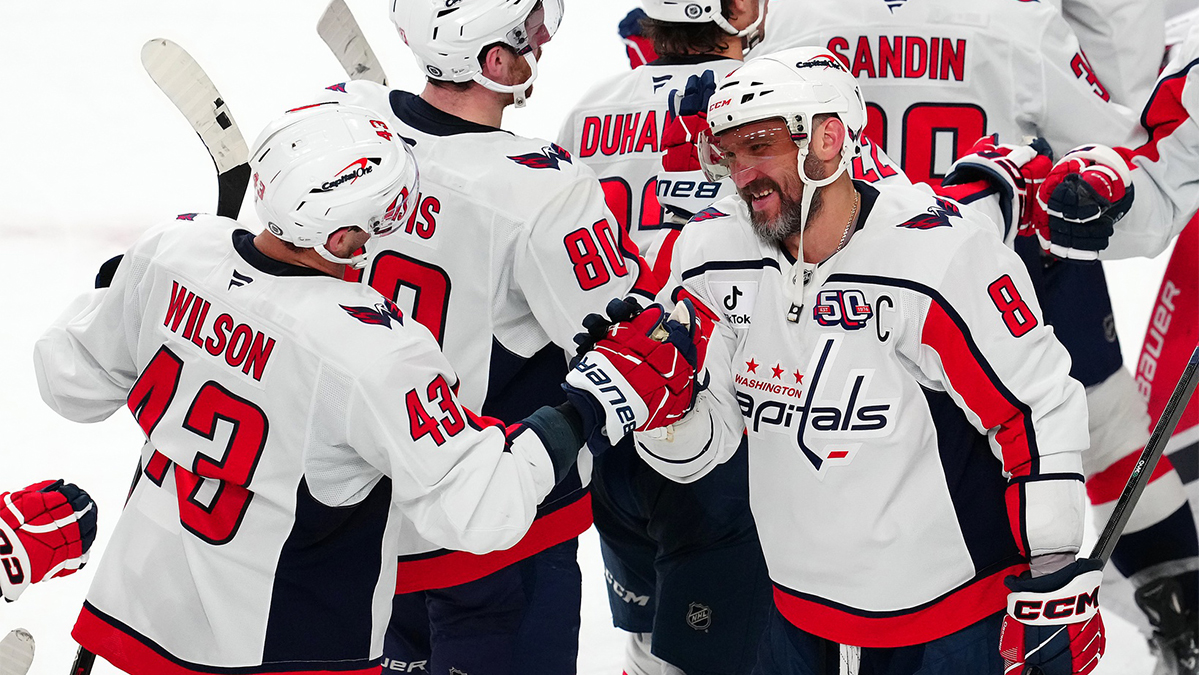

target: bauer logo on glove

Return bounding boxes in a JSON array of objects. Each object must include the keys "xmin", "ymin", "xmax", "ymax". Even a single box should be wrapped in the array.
[{"xmin": 564, "ymin": 299, "xmax": 708, "ymax": 455}]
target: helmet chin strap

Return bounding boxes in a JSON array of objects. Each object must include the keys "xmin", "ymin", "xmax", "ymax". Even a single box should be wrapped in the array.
[
  {"xmin": 713, "ymin": 0, "xmax": 766, "ymax": 52},
  {"xmin": 473, "ymin": 52, "xmax": 538, "ymax": 109},
  {"xmin": 316, "ymin": 244, "xmax": 368, "ymax": 270},
  {"xmin": 785, "ymin": 148, "xmax": 846, "ymax": 323}
]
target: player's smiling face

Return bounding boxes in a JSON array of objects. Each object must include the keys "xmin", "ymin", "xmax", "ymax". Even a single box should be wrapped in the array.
[{"xmin": 719, "ymin": 119, "xmax": 810, "ymax": 245}]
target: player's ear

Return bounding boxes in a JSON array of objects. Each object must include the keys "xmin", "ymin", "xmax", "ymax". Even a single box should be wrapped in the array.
[
  {"xmin": 814, "ymin": 116, "xmax": 846, "ymax": 162},
  {"xmin": 480, "ymin": 44, "xmax": 519, "ymax": 86},
  {"xmin": 726, "ymin": 0, "xmax": 759, "ymax": 28}
]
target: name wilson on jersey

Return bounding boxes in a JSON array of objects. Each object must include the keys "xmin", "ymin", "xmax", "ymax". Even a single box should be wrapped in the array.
[{"xmin": 163, "ymin": 280, "xmax": 277, "ymax": 382}]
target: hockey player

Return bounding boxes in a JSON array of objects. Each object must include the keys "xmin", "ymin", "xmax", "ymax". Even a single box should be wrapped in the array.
[
  {"xmin": 30, "ymin": 102, "xmax": 663, "ymax": 675},
  {"xmin": 609, "ymin": 47, "xmax": 1104, "ymax": 674},
  {"xmin": 755, "ymin": 2, "xmax": 1199, "ymax": 669},
  {"xmin": 556, "ymin": 3, "xmax": 772, "ymax": 673},
  {"xmin": 0, "ymin": 479, "xmax": 95, "ymax": 602},
  {"xmin": 317, "ymin": 1, "xmax": 658, "ymax": 672}
]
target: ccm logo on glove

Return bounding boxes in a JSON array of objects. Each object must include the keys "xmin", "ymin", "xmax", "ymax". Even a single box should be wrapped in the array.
[{"xmin": 1011, "ymin": 586, "xmax": 1100, "ymax": 621}]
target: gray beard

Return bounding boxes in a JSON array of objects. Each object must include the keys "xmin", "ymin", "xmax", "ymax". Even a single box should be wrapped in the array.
[{"xmin": 746, "ymin": 153, "xmax": 827, "ymax": 249}]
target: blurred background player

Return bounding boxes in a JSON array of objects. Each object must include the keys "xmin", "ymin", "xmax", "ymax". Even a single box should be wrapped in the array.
[
  {"xmin": 756, "ymin": 3, "xmax": 1198, "ymax": 671},
  {"xmin": 319, "ymin": 1, "xmax": 659, "ymax": 672},
  {"xmin": 556, "ymin": 3, "xmax": 773, "ymax": 673},
  {"xmin": 30, "ymin": 102, "xmax": 620, "ymax": 674},
  {"xmin": 0, "ymin": 479, "xmax": 95, "ymax": 603},
  {"xmin": 627, "ymin": 47, "xmax": 1102, "ymax": 675},
  {"xmin": 1032, "ymin": 27, "xmax": 1199, "ymax": 669}
]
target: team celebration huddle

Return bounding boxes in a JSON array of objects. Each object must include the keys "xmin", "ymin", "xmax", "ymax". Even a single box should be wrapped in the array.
[{"xmin": 5, "ymin": 0, "xmax": 1198, "ymax": 674}]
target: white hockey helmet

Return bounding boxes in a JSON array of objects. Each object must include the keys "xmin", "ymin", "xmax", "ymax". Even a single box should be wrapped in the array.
[
  {"xmin": 391, "ymin": 0, "xmax": 564, "ymax": 108},
  {"xmin": 250, "ymin": 102, "xmax": 420, "ymax": 269},
  {"xmin": 641, "ymin": 0, "xmax": 765, "ymax": 45},
  {"xmin": 699, "ymin": 46, "xmax": 867, "ymax": 188}
]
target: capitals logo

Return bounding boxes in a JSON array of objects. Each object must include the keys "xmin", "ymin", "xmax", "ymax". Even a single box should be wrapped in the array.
[
  {"xmin": 341, "ymin": 299, "xmax": 404, "ymax": 329},
  {"xmin": 736, "ymin": 336, "xmax": 895, "ymax": 477},
  {"xmin": 508, "ymin": 143, "xmax": 573, "ymax": 170},
  {"xmin": 813, "ymin": 289, "xmax": 873, "ymax": 330},
  {"xmin": 897, "ymin": 197, "xmax": 961, "ymax": 230}
]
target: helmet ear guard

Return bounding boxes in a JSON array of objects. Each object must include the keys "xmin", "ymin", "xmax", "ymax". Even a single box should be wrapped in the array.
[{"xmin": 249, "ymin": 102, "xmax": 420, "ymax": 269}]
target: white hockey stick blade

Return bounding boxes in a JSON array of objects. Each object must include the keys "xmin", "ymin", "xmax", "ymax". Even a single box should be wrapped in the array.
[
  {"xmin": 141, "ymin": 39, "xmax": 251, "ymax": 219},
  {"xmin": 317, "ymin": 0, "xmax": 389, "ymax": 85},
  {"xmin": 141, "ymin": 39, "xmax": 249, "ymax": 174},
  {"xmin": 0, "ymin": 629, "xmax": 34, "ymax": 675}
]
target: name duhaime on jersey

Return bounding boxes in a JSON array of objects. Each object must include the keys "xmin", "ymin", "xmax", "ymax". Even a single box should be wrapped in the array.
[
  {"xmin": 321, "ymin": 80, "xmax": 654, "ymax": 591},
  {"xmin": 557, "ymin": 54, "xmax": 742, "ymax": 280},
  {"xmin": 34, "ymin": 216, "xmax": 560, "ymax": 673},
  {"xmin": 640, "ymin": 183, "xmax": 1088, "ymax": 647}
]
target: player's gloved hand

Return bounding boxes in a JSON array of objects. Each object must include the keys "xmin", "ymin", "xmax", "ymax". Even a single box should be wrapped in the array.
[
  {"xmin": 1133, "ymin": 571, "xmax": 1198, "ymax": 675},
  {"xmin": 0, "ymin": 480, "xmax": 98, "ymax": 601},
  {"xmin": 941, "ymin": 135, "xmax": 1054, "ymax": 241},
  {"xmin": 570, "ymin": 296, "xmax": 644, "ymax": 367},
  {"xmin": 619, "ymin": 8, "xmax": 658, "ymax": 69},
  {"xmin": 564, "ymin": 299, "xmax": 708, "ymax": 455},
  {"xmin": 660, "ymin": 70, "xmax": 720, "ymax": 221},
  {"xmin": 1000, "ymin": 557, "xmax": 1106, "ymax": 675},
  {"xmin": 1035, "ymin": 144, "xmax": 1135, "ymax": 261}
]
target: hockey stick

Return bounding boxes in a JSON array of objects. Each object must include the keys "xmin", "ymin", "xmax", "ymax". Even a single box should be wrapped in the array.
[
  {"xmin": 67, "ymin": 42, "xmax": 254, "ymax": 675},
  {"xmin": 1091, "ymin": 346, "xmax": 1198, "ymax": 563},
  {"xmin": 0, "ymin": 629, "xmax": 35, "ymax": 675},
  {"xmin": 140, "ymin": 38, "xmax": 251, "ymax": 219},
  {"xmin": 317, "ymin": 0, "xmax": 390, "ymax": 85}
]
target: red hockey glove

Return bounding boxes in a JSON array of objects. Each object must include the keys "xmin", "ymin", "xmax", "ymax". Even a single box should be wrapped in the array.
[
  {"xmin": 941, "ymin": 135, "xmax": 1054, "ymax": 240},
  {"xmin": 1000, "ymin": 557, "xmax": 1106, "ymax": 675},
  {"xmin": 618, "ymin": 9, "xmax": 658, "ymax": 69},
  {"xmin": 0, "ymin": 480, "xmax": 98, "ymax": 601},
  {"xmin": 660, "ymin": 70, "xmax": 721, "ymax": 221},
  {"xmin": 1035, "ymin": 144, "xmax": 1135, "ymax": 260},
  {"xmin": 564, "ymin": 299, "xmax": 709, "ymax": 455}
]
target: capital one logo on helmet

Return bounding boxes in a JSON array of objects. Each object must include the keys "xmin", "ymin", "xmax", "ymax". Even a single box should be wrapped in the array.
[{"xmin": 310, "ymin": 158, "xmax": 381, "ymax": 193}]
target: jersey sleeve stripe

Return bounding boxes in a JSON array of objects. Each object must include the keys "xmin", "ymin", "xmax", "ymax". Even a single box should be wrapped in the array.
[
  {"xmin": 1086, "ymin": 446, "xmax": 1176, "ymax": 504},
  {"xmin": 1118, "ymin": 58, "xmax": 1198, "ymax": 165}
]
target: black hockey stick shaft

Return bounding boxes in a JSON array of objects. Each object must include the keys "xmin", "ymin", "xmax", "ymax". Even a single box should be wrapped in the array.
[
  {"xmin": 1090, "ymin": 346, "xmax": 1198, "ymax": 564},
  {"xmin": 68, "ymin": 645, "xmax": 94, "ymax": 675}
]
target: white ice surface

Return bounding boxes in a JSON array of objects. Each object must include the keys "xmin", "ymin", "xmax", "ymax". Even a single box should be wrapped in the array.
[{"xmin": 0, "ymin": 1, "xmax": 1173, "ymax": 673}]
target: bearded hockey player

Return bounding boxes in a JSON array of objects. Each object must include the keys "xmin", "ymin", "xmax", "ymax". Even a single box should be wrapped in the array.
[
  {"xmin": 617, "ymin": 47, "xmax": 1104, "ymax": 675},
  {"xmin": 29, "ymin": 103, "xmax": 645, "ymax": 675},
  {"xmin": 756, "ymin": 2, "xmax": 1198, "ymax": 669},
  {"xmin": 317, "ymin": 1, "xmax": 661, "ymax": 672}
]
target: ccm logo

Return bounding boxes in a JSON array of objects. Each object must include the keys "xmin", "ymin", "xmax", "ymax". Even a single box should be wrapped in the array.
[
  {"xmin": 1013, "ymin": 587, "xmax": 1099, "ymax": 621},
  {"xmin": 0, "ymin": 529, "xmax": 25, "ymax": 586},
  {"xmin": 709, "ymin": 98, "xmax": 732, "ymax": 112}
]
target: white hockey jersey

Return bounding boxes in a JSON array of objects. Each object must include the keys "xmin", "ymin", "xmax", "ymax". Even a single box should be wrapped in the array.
[
  {"xmin": 638, "ymin": 185, "xmax": 1089, "ymax": 647},
  {"xmin": 33, "ymin": 217, "xmax": 562, "ymax": 674},
  {"xmin": 321, "ymin": 80, "xmax": 655, "ymax": 590},
  {"xmin": 1105, "ymin": 26, "xmax": 1199, "ymax": 259},
  {"xmin": 756, "ymin": 0, "xmax": 1144, "ymax": 183},
  {"xmin": 556, "ymin": 54, "xmax": 742, "ymax": 285}
]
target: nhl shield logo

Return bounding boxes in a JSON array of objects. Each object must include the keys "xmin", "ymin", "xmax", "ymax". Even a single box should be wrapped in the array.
[
  {"xmin": 684, "ymin": 3, "xmax": 704, "ymax": 19},
  {"xmin": 686, "ymin": 602, "xmax": 712, "ymax": 631}
]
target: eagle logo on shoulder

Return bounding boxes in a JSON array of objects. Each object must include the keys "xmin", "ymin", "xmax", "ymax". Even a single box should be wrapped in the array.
[
  {"xmin": 689, "ymin": 207, "xmax": 729, "ymax": 223},
  {"xmin": 341, "ymin": 300, "xmax": 404, "ymax": 329},
  {"xmin": 897, "ymin": 197, "xmax": 961, "ymax": 230},
  {"xmin": 325, "ymin": 82, "xmax": 348, "ymax": 93},
  {"xmin": 507, "ymin": 143, "xmax": 573, "ymax": 170},
  {"xmin": 176, "ymin": 213, "xmax": 198, "ymax": 221}
]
